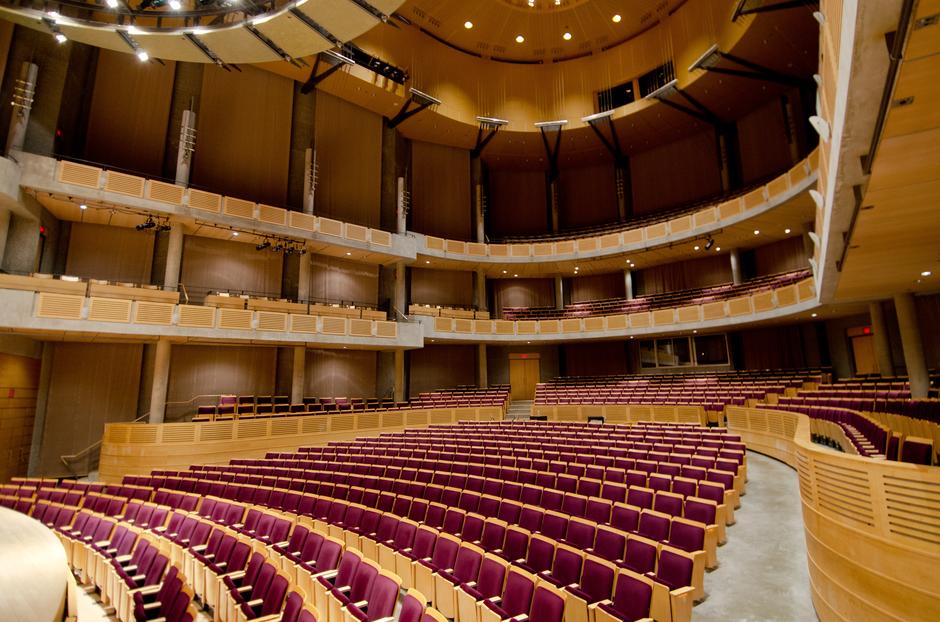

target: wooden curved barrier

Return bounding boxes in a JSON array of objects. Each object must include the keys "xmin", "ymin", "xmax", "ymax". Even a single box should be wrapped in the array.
[
  {"xmin": 724, "ymin": 406, "xmax": 940, "ymax": 622},
  {"xmin": 531, "ymin": 403, "xmax": 706, "ymax": 426},
  {"xmin": 99, "ymin": 406, "xmax": 504, "ymax": 482}
]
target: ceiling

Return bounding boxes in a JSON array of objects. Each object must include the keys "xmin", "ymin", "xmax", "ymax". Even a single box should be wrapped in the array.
[
  {"xmin": 397, "ymin": 0, "xmax": 684, "ymax": 63},
  {"xmin": 834, "ymin": 0, "xmax": 940, "ymax": 301}
]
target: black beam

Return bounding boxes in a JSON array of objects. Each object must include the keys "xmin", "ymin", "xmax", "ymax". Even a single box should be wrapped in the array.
[
  {"xmin": 734, "ymin": 0, "xmax": 817, "ymax": 19},
  {"xmin": 471, "ymin": 126, "xmax": 500, "ymax": 159},
  {"xmin": 289, "ymin": 8, "xmax": 342, "ymax": 47},
  {"xmin": 387, "ymin": 99, "xmax": 434, "ymax": 129},
  {"xmin": 706, "ymin": 52, "xmax": 808, "ymax": 87},
  {"xmin": 539, "ymin": 127, "xmax": 563, "ymax": 180},
  {"xmin": 301, "ymin": 56, "xmax": 347, "ymax": 94},
  {"xmin": 676, "ymin": 90, "xmax": 725, "ymax": 125},
  {"xmin": 244, "ymin": 23, "xmax": 299, "ymax": 66},
  {"xmin": 656, "ymin": 97, "xmax": 716, "ymax": 125}
]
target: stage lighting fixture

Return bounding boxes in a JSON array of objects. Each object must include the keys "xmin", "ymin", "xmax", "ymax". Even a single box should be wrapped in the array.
[
  {"xmin": 704, "ymin": 238, "xmax": 715, "ymax": 251},
  {"xmin": 256, "ymin": 239, "xmax": 272, "ymax": 251},
  {"xmin": 136, "ymin": 216, "xmax": 156, "ymax": 231}
]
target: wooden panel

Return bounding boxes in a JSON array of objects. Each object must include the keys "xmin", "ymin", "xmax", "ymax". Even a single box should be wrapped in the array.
[
  {"xmin": 606, "ymin": 314, "xmax": 627, "ymax": 330},
  {"xmin": 290, "ymin": 314, "xmax": 318, "ymax": 333},
  {"xmin": 652, "ymin": 308, "xmax": 676, "ymax": 326},
  {"xmin": 539, "ymin": 319, "xmax": 560, "ymax": 334},
  {"xmin": 494, "ymin": 320, "xmax": 515, "ymax": 335},
  {"xmin": 718, "ymin": 199, "xmax": 742, "ymax": 219},
  {"xmin": 188, "ymin": 189, "xmax": 222, "ymax": 213},
  {"xmin": 533, "ymin": 242, "xmax": 553, "ymax": 257},
  {"xmin": 752, "ymin": 291, "xmax": 776, "ymax": 313},
  {"xmin": 622, "ymin": 229, "xmax": 644, "ymax": 245},
  {"xmin": 473, "ymin": 320, "xmax": 493, "ymax": 334},
  {"xmin": 223, "ymin": 197, "xmax": 255, "ymax": 219},
  {"xmin": 517, "ymin": 320, "xmax": 537, "ymax": 335},
  {"xmin": 57, "ymin": 160, "xmax": 101, "ymax": 189},
  {"xmin": 510, "ymin": 244, "xmax": 531, "ymax": 257},
  {"xmin": 694, "ymin": 208, "xmax": 718, "ymax": 228},
  {"xmin": 767, "ymin": 175, "xmax": 790, "ymax": 199},
  {"xmin": 727, "ymin": 296, "xmax": 753, "ymax": 316},
  {"xmin": 259, "ymin": 204, "xmax": 287, "ymax": 226},
  {"xmin": 798, "ymin": 279, "xmax": 816, "ymax": 301},
  {"xmin": 148, "ymin": 180, "xmax": 185, "ymax": 205},
  {"xmin": 374, "ymin": 321, "xmax": 397, "ymax": 338},
  {"xmin": 598, "ymin": 233, "xmax": 621, "ymax": 250},
  {"xmin": 349, "ymin": 318, "xmax": 372, "ymax": 336},
  {"xmin": 646, "ymin": 222, "xmax": 667, "ymax": 241},
  {"xmin": 35, "ymin": 293, "xmax": 83, "ymax": 320},
  {"xmin": 743, "ymin": 187, "xmax": 766, "ymax": 210},
  {"xmin": 410, "ymin": 140, "xmax": 471, "ymax": 240},
  {"xmin": 628, "ymin": 311, "xmax": 651, "ymax": 328},
  {"xmin": 346, "ymin": 223, "xmax": 369, "ymax": 243},
  {"xmin": 370, "ymin": 229, "xmax": 392, "ymax": 246},
  {"xmin": 555, "ymin": 240, "xmax": 576, "ymax": 255},
  {"xmin": 321, "ymin": 316, "xmax": 347, "ymax": 335},
  {"xmin": 561, "ymin": 319, "xmax": 582, "ymax": 333},
  {"xmin": 319, "ymin": 218, "xmax": 343, "ymax": 237},
  {"xmin": 669, "ymin": 215, "xmax": 693, "ymax": 235},
  {"xmin": 434, "ymin": 317, "xmax": 454, "ymax": 332},
  {"xmin": 133, "ymin": 301, "xmax": 174, "ymax": 325},
  {"xmin": 702, "ymin": 301, "xmax": 727, "ymax": 320},
  {"xmin": 776, "ymin": 284, "xmax": 798, "ymax": 307},
  {"xmin": 489, "ymin": 245, "xmax": 509, "ymax": 257},
  {"xmin": 103, "ymin": 171, "xmax": 145, "ymax": 198},
  {"xmin": 466, "ymin": 243, "xmax": 486, "ymax": 256},
  {"xmin": 676, "ymin": 305, "xmax": 702, "ymax": 323},
  {"xmin": 218, "ymin": 308, "xmax": 253, "ymax": 330},
  {"xmin": 453, "ymin": 318, "xmax": 472, "ymax": 333},
  {"xmin": 583, "ymin": 316, "xmax": 605, "ymax": 332},
  {"xmin": 177, "ymin": 305, "xmax": 215, "ymax": 328},
  {"xmin": 256, "ymin": 311, "xmax": 287, "ymax": 332},
  {"xmin": 577, "ymin": 238, "xmax": 600, "ymax": 253},
  {"xmin": 289, "ymin": 211, "xmax": 317, "ymax": 232},
  {"xmin": 445, "ymin": 239, "xmax": 467, "ymax": 254},
  {"xmin": 426, "ymin": 236, "xmax": 445, "ymax": 252}
]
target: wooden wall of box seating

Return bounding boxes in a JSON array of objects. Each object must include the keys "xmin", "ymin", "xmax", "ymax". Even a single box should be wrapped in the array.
[{"xmin": 724, "ymin": 406, "xmax": 940, "ymax": 622}]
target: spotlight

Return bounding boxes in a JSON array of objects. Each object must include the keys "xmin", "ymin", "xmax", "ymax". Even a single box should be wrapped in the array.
[
  {"xmin": 54, "ymin": 32, "xmax": 67, "ymax": 44},
  {"xmin": 704, "ymin": 238, "xmax": 715, "ymax": 251},
  {"xmin": 169, "ymin": 0, "xmax": 181, "ymax": 9},
  {"xmin": 136, "ymin": 50, "xmax": 150, "ymax": 62},
  {"xmin": 106, "ymin": 0, "xmax": 119, "ymax": 7},
  {"xmin": 256, "ymin": 240, "xmax": 271, "ymax": 251},
  {"xmin": 79, "ymin": 203, "xmax": 87, "ymax": 210},
  {"xmin": 136, "ymin": 216, "xmax": 156, "ymax": 231}
]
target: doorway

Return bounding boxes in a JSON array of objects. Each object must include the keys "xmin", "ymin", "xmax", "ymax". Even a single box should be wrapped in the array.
[
  {"xmin": 509, "ymin": 354, "xmax": 540, "ymax": 400},
  {"xmin": 850, "ymin": 333, "xmax": 877, "ymax": 375}
]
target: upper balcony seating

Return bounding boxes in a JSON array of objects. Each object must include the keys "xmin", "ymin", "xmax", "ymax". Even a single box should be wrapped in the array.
[
  {"xmin": 409, "ymin": 305, "xmax": 491, "ymax": 321},
  {"xmin": 502, "ymin": 270, "xmax": 811, "ymax": 321}
]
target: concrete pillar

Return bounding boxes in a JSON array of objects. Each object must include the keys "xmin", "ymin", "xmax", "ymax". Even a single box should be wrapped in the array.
[
  {"xmin": 869, "ymin": 301, "xmax": 894, "ymax": 377},
  {"xmin": 624, "ymin": 269, "xmax": 634, "ymax": 300},
  {"xmin": 175, "ymin": 109, "xmax": 196, "ymax": 186},
  {"xmin": 554, "ymin": 276, "xmax": 564, "ymax": 310},
  {"xmin": 729, "ymin": 248, "xmax": 743, "ymax": 285},
  {"xmin": 0, "ymin": 208, "xmax": 10, "ymax": 268},
  {"xmin": 396, "ymin": 177, "xmax": 408, "ymax": 235},
  {"xmin": 163, "ymin": 225, "xmax": 183, "ymax": 291},
  {"xmin": 148, "ymin": 338, "xmax": 172, "ymax": 424},
  {"xmin": 476, "ymin": 344, "xmax": 488, "ymax": 388},
  {"xmin": 394, "ymin": 350, "xmax": 406, "ymax": 403},
  {"xmin": 303, "ymin": 147, "xmax": 316, "ymax": 214},
  {"xmin": 27, "ymin": 342, "xmax": 54, "ymax": 477},
  {"xmin": 473, "ymin": 270, "xmax": 487, "ymax": 312},
  {"xmin": 472, "ymin": 158, "xmax": 485, "ymax": 243},
  {"xmin": 549, "ymin": 179, "xmax": 560, "ymax": 233},
  {"xmin": 894, "ymin": 293, "xmax": 929, "ymax": 398},
  {"xmin": 5, "ymin": 62, "xmax": 38, "ymax": 155},
  {"xmin": 298, "ymin": 252, "xmax": 311, "ymax": 303},
  {"xmin": 781, "ymin": 94, "xmax": 802, "ymax": 165},
  {"xmin": 393, "ymin": 261, "xmax": 407, "ymax": 318},
  {"xmin": 292, "ymin": 346, "xmax": 306, "ymax": 404}
]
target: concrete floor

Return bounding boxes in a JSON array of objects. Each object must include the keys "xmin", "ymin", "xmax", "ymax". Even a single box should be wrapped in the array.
[{"xmin": 693, "ymin": 451, "xmax": 818, "ymax": 622}]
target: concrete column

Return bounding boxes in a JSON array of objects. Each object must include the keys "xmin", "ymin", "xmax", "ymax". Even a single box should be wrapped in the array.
[
  {"xmin": 729, "ymin": 248, "xmax": 743, "ymax": 285},
  {"xmin": 298, "ymin": 252, "xmax": 311, "ymax": 303},
  {"xmin": 163, "ymin": 225, "xmax": 183, "ymax": 291},
  {"xmin": 396, "ymin": 177, "xmax": 408, "ymax": 235},
  {"xmin": 27, "ymin": 342, "xmax": 54, "ymax": 477},
  {"xmin": 549, "ymin": 179, "xmax": 560, "ymax": 233},
  {"xmin": 472, "ymin": 158, "xmax": 485, "ymax": 243},
  {"xmin": 624, "ymin": 269, "xmax": 634, "ymax": 300},
  {"xmin": 393, "ymin": 261, "xmax": 407, "ymax": 318},
  {"xmin": 303, "ymin": 147, "xmax": 315, "ymax": 215},
  {"xmin": 175, "ymin": 109, "xmax": 196, "ymax": 186},
  {"xmin": 394, "ymin": 350, "xmax": 406, "ymax": 403},
  {"xmin": 148, "ymin": 338, "xmax": 172, "ymax": 424},
  {"xmin": 869, "ymin": 301, "xmax": 894, "ymax": 377},
  {"xmin": 554, "ymin": 276, "xmax": 564, "ymax": 310},
  {"xmin": 291, "ymin": 346, "xmax": 306, "ymax": 404},
  {"xmin": 0, "ymin": 208, "xmax": 10, "ymax": 268},
  {"xmin": 6, "ymin": 62, "xmax": 38, "ymax": 155},
  {"xmin": 781, "ymin": 94, "xmax": 802, "ymax": 164},
  {"xmin": 894, "ymin": 293, "xmax": 929, "ymax": 398},
  {"xmin": 473, "ymin": 270, "xmax": 487, "ymax": 312},
  {"xmin": 476, "ymin": 344, "xmax": 488, "ymax": 388}
]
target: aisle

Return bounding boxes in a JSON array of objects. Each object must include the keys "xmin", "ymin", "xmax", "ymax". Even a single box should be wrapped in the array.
[
  {"xmin": 693, "ymin": 451, "xmax": 818, "ymax": 622},
  {"xmin": 0, "ymin": 505, "xmax": 70, "ymax": 622}
]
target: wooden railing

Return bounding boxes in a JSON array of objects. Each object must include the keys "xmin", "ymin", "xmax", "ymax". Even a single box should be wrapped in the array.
[
  {"xmin": 725, "ymin": 405, "xmax": 940, "ymax": 622},
  {"xmin": 530, "ymin": 404, "xmax": 706, "ymax": 426},
  {"xmin": 98, "ymin": 406, "xmax": 504, "ymax": 481}
]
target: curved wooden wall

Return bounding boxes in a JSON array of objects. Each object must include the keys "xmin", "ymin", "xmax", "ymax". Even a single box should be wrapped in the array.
[{"xmin": 725, "ymin": 406, "xmax": 940, "ymax": 622}]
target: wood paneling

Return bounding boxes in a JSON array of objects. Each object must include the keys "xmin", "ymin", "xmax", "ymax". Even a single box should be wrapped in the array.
[
  {"xmin": 569, "ymin": 272, "xmax": 625, "ymax": 303},
  {"xmin": 180, "ymin": 236, "xmax": 283, "ymax": 301},
  {"xmin": 735, "ymin": 323, "xmax": 821, "ymax": 370},
  {"xmin": 308, "ymin": 255, "xmax": 379, "ymax": 305},
  {"xmin": 492, "ymin": 278, "xmax": 555, "ymax": 313},
  {"xmin": 305, "ymin": 349, "xmax": 377, "ymax": 398},
  {"xmin": 409, "ymin": 345, "xmax": 477, "ymax": 397},
  {"xmin": 915, "ymin": 293, "xmax": 940, "ymax": 369},
  {"xmin": 487, "ymin": 168, "xmax": 548, "ymax": 237},
  {"xmin": 84, "ymin": 49, "xmax": 176, "ymax": 176},
  {"xmin": 65, "ymin": 222, "xmax": 154, "ymax": 284},
  {"xmin": 39, "ymin": 343, "xmax": 142, "ymax": 477},
  {"xmin": 737, "ymin": 95, "xmax": 793, "ymax": 184},
  {"xmin": 630, "ymin": 129, "xmax": 721, "ymax": 215},
  {"xmin": 166, "ymin": 344, "xmax": 276, "ymax": 405},
  {"xmin": 314, "ymin": 91, "xmax": 382, "ymax": 227},
  {"xmin": 411, "ymin": 140, "xmax": 471, "ymax": 240},
  {"xmin": 509, "ymin": 357, "xmax": 540, "ymax": 400},
  {"xmin": 564, "ymin": 342, "xmax": 629, "ymax": 377},
  {"xmin": 0, "ymin": 352, "xmax": 40, "ymax": 482},
  {"xmin": 637, "ymin": 254, "xmax": 732, "ymax": 295},
  {"xmin": 411, "ymin": 268, "xmax": 473, "ymax": 307},
  {"xmin": 752, "ymin": 235, "xmax": 808, "ymax": 276},
  {"xmin": 193, "ymin": 65, "xmax": 293, "ymax": 206},
  {"xmin": 558, "ymin": 162, "xmax": 618, "ymax": 230}
]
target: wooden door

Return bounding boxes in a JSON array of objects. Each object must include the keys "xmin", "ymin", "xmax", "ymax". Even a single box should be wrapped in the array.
[
  {"xmin": 851, "ymin": 334, "xmax": 877, "ymax": 375},
  {"xmin": 509, "ymin": 357, "xmax": 540, "ymax": 400}
]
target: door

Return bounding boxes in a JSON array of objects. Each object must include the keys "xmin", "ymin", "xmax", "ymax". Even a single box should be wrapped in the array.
[
  {"xmin": 851, "ymin": 334, "xmax": 877, "ymax": 375},
  {"xmin": 509, "ymin": 356, "xmax": 540, "ymax": 400}
]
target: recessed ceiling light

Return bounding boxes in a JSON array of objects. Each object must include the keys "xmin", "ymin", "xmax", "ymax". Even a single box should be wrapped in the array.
[
  {"xmin": 79, "ymin": 203, "xmax": 87, "ymax": 210},
  {"xmin": 464, "ymin": 21, "xmax": 473, "ymax": 29},
  {"xmin": 106, "ymin": 0, "xmax": 118, "ymax": 7},
  {"xmin": 811, "ymin": 312, "xmax": 818, "ymax": 317},
  {"xmin": 784, "ymin": 228, "xmax": 791, "ymax": 234},
  {"xmin": 694, "ymin": 245, "xmax": 700, "ymax": 251},
  {"xmin": 612, "ymin": 14, "xmax": 622, "ymax": 23},
  {"xmin": 563, "ymin": 32, "xmax": 572, "ymax": 41},
  {"xmin": 346, "ymin": 251, "xmax": 352, "ymax": 256},
  {"xmin": 425, "ymin": 260, "xmax": 430, "ymax": 264},
  {"xmin": 527, "ymin": 0, "xmax": 534, "ymax": 6},
  {"xmin": 922, "ymin": 271, "xmax": 932, "ymax": 277},
  {"xmin": 715, "ymin": 246, "xmax": 721, "ymax": 252},
  {"xmin": 502, "ymin": 270, "xmax": 507, "ymax": 274},
  {"xmin": 136, "ymin": 50, "xmax": 149, "ymax": 62},
  {"xmin": 753, "ymin": 229, "xmax": 760, "ymax": 235},
  {"xmin": 515, "ymin": 35, "xmax": 525, "ymax": 43},
  {"xmin": 514, "ymin": 274, "xmax": 518, "ymax": 277},
  {"xmin": 232, "ymin": 231, "xmax": 238, "ymax": 236},
  {"xmin": 54, "ymin": 33, "xmax": 67, "ymax": 44},
  {"xmin": 169, "ymin": 0, "xmax": 181, "ymax": 9}
]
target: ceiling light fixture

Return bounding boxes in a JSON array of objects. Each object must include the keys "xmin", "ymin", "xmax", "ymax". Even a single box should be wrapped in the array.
[
  {"xmin": 79, "ymin": 203, "xmax": 87, "ymax": 210},
  {"xmin": 54, "ymin": 32, "xmax": 67, "ymax": 44},
  {"xmin": 784, "ymin": 228, "xmax": 791, "ymax": 234},
  {"xmin": 136, "ymin": 50, "xmax": 150, "ymax": 62},
  {"xmin": 922, "ymin": 271, "xmax": 932, "ymax": 277},
  {"xmin": 694, "ymin": 245, "xmax": 700, "ymax": 251},
  {"xmin": 464, "ymin": 21, "xmax": 473, "ymax": 29},
  {"xmin": 515, "ymin": 35, "xmax": 525, "ymax": 43},
  {"xmin": 106, "ymin": 0, "xmax": 118, "ymax": 7},
  {"xmin": 168, "ymin": 0, "xmax": 181, "ymax": 9},
  {"xmin": 232, "ymin": 231, "xmax": 238, "ymax": 237},
  {"xmin": 612, "ymin": 14, "xmax": 622, "ymax": 23},
  {"xmin": 715, "ymin": 246, "xmax": 721, "ymax": 252},
  {"xmin": 562, "ymin": 32, "xmax": 572, "ymax": 41},
  {"xmin": 704, "ymin": 238, "xmax": 715, "ymax": 251},
  {"xmin": 514, "ymin": 274, "xmax": 518, "ymax": 277},
  {"xmin": 753, "ymin": 229, "xmax": 760, "ymax": 235},
  {"xmin": 811, "ymin": 312, "xmax": 818, "ymax": 318}
]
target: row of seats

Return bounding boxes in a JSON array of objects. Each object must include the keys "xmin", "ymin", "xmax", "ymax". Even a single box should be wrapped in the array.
[{"xmin": 501, "ymin": 269, "xmax": 810, "ymax": 321}]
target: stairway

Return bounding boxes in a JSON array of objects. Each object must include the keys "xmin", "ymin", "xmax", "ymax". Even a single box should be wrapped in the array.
[{"xmin": 506, "ymin": 400, "xmax": 534, "ymax": 420}]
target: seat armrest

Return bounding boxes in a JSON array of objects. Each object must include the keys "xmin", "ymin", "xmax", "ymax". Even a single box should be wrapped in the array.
[
  {"xmin": 353, "ymin": 600, "xmax": 368, "ymax": 608},
  {"xmin": 274, "ymin": 540, "xmax": 290, "ymax": 548},
  {"xmin": 95, "ymin": 539, "xmax": 112, "ymax": 547},
  {"xmin": 464, "ymin": 581, "xmax": 477, "ymax": 589},
  {"xmin": 511, "ymin": 615, "xmax": 528, "ymax": 622},
  {"xmin": 143, "ymin": 601, "xmax": 162, "ymax": 611},
  {"xmin": 485, "ymin": 596, "xmax": 501, "ymax": 604},
  {"xmin": 191, "ymin": 544, "xmax": 208, "ymax": 552},
  {"xmin": 335, "ymin": 585, "xmax": 352, "ymax": 594},
  {"xmin": 222, "ymin": 569, "xmax": 246, "ymax": 580},
  {"xmin": 246, "ymin": 598, "xmax": 264, "ymax": 608},
  {"xmin": 115, "ymin": 554, "xmax": 133, "ymax": 563},
  {"xmin": 236, "ymin": 585, "xmax": 253, "ymax": 594}
]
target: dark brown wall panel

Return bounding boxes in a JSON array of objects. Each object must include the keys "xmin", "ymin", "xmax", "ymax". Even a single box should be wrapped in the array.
[
  {"xmin": 180, "ymin": 236, "xmax": 283, "ymax": 301},
  {"xmin": 915, "ymin": 294, "xmax": 940, "ymax": 370},
  {"xmin": 314, "ymin": 92, "xmax": 382, "ymax": 227},
  {"xmin": 306, "ymin": 349, "xmax": 377, "ymax": 398},
  {"xmin": 752, "ymin": 236, "xmax": 808, "ymax": 276},
  {"xmin": 308, "ymin": 255, "xmax": 379, "ymax": 306},
  {"xmin": 559, "ymin": 162, "xmax": 618, "ymax": 230},
  {"xmin": 492, "ymin": 278, "xmax": 556, "ymax": 313},
  {"xmin": 0, "ymin": 352, "xmax": 40, "ymax": 482},
  {"xmin": 409, "ymin": 345, "xmax": 477, "ymax": 397},
  {"xmin": 630, "ymin": 130, "xmax": 721, "ymax": 215},
  {"xmin": 66, "ymin": 222, "xmax": 154, "ymax": 283},
  {"xmin": 637, "ymin": 254, "xmax": 732, "ymax": 296},
  {"xmin": 411, "ymin": 268, "xmax": 473, "ymax": 307},
  {"xmin": 570, "ymin": 272, "xmax": 625, "ymax": 303},
  {"xmin": 411, "ymin": 140, "xmax": 471, "ymax": 240},
  {"xmin": 84, "ymin": 49, "xmax": 175, "ymax": 176},
  {"xmin": 193, "ymin": 65, "xmax": 292, "ymax": 205},
  {"xmin": 737, "ymin": 96, "xmax": 793, "ymax": 184},
  {"xmin": 488, "ymin": 168, "xmax": 548, "ymax": 237},
  {"xmin": 40, "ymin": 343, "xmax": 142, "ymax": 476},
  {"xmin": 736, "ymin": 324, "xmax": 821, "ymax": 370},
  {"xmin": 564, "ymin": 342, "xmax": 628, "ymax": 377},
  {"xmin": 167, "ymin": 344, "xmax": 277, "ymax": 404}
]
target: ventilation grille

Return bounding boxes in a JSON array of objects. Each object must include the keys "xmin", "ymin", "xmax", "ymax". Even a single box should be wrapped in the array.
[
  {"xmin": 128, "ymin": 427, "xmax": 158, "ymax": 444},
  {"xmin": 223, "ymin": 197, "xmax": 255, "ymax": 219},
  {"xmin": 629, "ymin": 312, "xmax": 651, "ymax": 328},
  {"xmin": 815, "ymin": 461, "xmax": 874, "ymax": 527},
  {"xmin": 189, "ymin": 189, "xmax": 222, "ymax": 213},
  {"xmin": 321, "ymin": 317, "xmax": 346, "ymax": 335},
  {"xmin": 290, "ymin": 314, "xmax": 317, "ymax": 334},
  {"xmin": 425, "ymin": 236, "xmax": 445, "ymax": 251},
  {"xmin": 301, "ymin": 417, "xmax": 328, "ymax": 434},
  {"xmin": 330, "ymin": 415, "xmax": 354, "ymax": 431},
  {"xmin": 259, "ymin": 204, "xmax": 287, "ymax": 226},
  {"xmin": 345, "ymin": 223, "xmax": 368, "ymax": 243},
  {"xmin": 370, "ymin": 229, "xmax": 391, "ymax": 246},
  {"xmin": 199, "ymin": 424, "xmax": 233, "ymax": 442},
  {"xmin": 319, "ymin": 217, "xmax": 343, "ymax": 237},
  {"xmin": 349, "ymin": 319, "xmax": 372, "ymax": 337},
  {"xmin": 35, "ymin": 293, "xmax": 83, "ymax": 319},
  {"xmin": 473, "ymin": 320, "xmax": 493, "ymax": 334},
  {"xmin": 257, "ymin": 312, "xmax": 286, "ymax": 332},
  {"xmin": 162, "ymin": 425, "xmax": 197, "ymax": 443},
  {"xmin": 178, "ymin": 305, "xmax": 215, "ymax": 328},
  {"xmin": 584, "ymin": 317, "xmax": 604, "ymax": 332},
  {"xmin": 87, "ymin": 297, "xmax": 132, "ymax": 322},
  {"xmin": 357, "ymin": 412, "xmax": 380, "ymax": 430},
  {"xmin": 289, "ymin": 211, "xmax": 316, "ymax": 232},
  {"xmin": 383, "ymin": 411, "xmax": 403, "ymax": 428},
  {"xmin": 147, "ymin": 181, "xmax": 185, "ymax": 205},
  {"xmin": 58, "ymin": 160, "xmax": 101, "ymax": 188},
  {"xmin": 445, "ymin": 240, "xmax": 466, "ymax": 254},
  {"xmin": 134, "ymin": 301, "xmax": 173, "ymax": 325},
  {"xmin": 883, "ymin": 475, "xmax": 940, "ymax": 546},
  {"xmin": 236, "ymin": 420, "xmax": 268, "ymax": 439},
  {"xmin": 218, "ymin": 308, "xmax": 252, "ymax": 330},
  {"xmin": 104, "ymin": 171, "xmax": 145, "ymax": 197},
  {"xmin": 271, "ymin": 419, "xmax": 299, "ymax": 436}
]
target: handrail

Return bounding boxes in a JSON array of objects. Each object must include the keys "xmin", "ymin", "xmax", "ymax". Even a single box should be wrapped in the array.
[{"xmin": 59, "ymin": 411, "xmax": 150, "ymax": 473}]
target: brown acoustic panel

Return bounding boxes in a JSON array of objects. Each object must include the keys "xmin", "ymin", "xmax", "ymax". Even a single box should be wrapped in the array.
[
  {"xmin": 84, "ymin": 49, "xmax": 175, "ymax": 176},
  {"xmin": 411, "ymin": 140, "xmax": 472, "ymax": 241},
  {"xmin": 66, "ymin": 222, "xmax": 154, "ymax": 284},
  {"xmin": 306, "ymin": 349, "xmax": 377, "ymax": 398}
]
